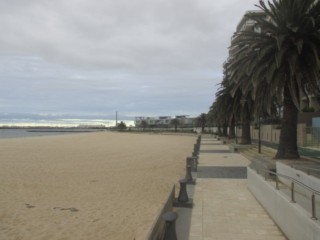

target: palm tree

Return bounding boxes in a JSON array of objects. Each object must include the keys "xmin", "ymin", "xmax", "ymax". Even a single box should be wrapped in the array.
[
  {"xmin": 196, "ymin": 113, "xmax": 207, "ymax": 133},
  {"xmin": 229, "ymin": 83, "xmax": 254, "ymax": 144},
  {"xmin": 170, "ymin": 118, "xmax": 180, "ymax": 132},
  {"xmin": 214, "ymin": 91, "xmax": 232, "ymax": 137},
  {"xmin": 215, "ymin": 66, "xmax": 253, "ymax": 144},
  {"xmin": 140, "ymin": 120, "xmax": 148, "ymax": 131},
  {"xmin": 207, "ymin": 102, "xmax": 222, "ymax": 135},
  {"xmin": 118, "ymin": 121, "xmax": 127, "ymax": 131},
  {"xmin": 231, "ymin": 0, "xmax": 320, "ymax": 159},
  {"xmin": 214, "ymin": 82, "xmax": 236, "ymax": 138}
]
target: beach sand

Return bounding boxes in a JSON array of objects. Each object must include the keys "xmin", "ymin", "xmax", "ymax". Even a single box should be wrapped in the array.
[{"xmin": 0, "ymin": 132, "xmax": 196, "ymax": 240}]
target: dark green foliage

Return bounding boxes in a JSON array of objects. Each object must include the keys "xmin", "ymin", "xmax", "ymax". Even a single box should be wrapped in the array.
[
  {"xmin": 195, "ymin": 113, "xmax": 207, "ymax": 132},
  {"xmin": 229, "ymin": 0, "xmax": 320, "ymax": 158},
  {"xmin": 170, "ymin": 118, "xmax": 180, "ymax": 132},
  {"xmin": 118, "ymin": 121, "xmax": 127, "ymax": 131}
]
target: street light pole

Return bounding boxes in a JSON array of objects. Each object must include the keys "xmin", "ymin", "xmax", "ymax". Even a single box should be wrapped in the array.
[
  {"xmin": 116, "ymin": 111, "xmax": 118, "ymax": 127},
  {"xmin": 258, "ymin": 116, "xmax": 261, "ymax": 153},
  {"xmin": 235, "ymin": 122, "xmax": 238, "ymax": 144}
]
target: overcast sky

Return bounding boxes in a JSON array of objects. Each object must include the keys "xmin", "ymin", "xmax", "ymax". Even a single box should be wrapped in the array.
[{"xmin": 0, "ymin": 0, "xmax": 258, "ymax": 119}]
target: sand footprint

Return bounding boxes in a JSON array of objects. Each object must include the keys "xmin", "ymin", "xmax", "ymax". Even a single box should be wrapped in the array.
[
  {"xmin": 53, "ymin": 207, "xmax": 79, "ymax": 212},
  {"xmin": 25, "ymin": 203, "xmax": 35, "ymax": 208}
]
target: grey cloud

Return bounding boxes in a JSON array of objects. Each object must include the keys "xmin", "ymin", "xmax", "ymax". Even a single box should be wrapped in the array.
[
  {"xmin": 0, "ymin": 0, "xmax": 257, "ymax": 69},
  {"xmin": 0, "ymin": 0, "xmax": 259, "ymax": 117}
]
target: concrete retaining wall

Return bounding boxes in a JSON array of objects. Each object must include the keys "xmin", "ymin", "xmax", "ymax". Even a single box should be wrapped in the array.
[
  {"xmin": 247, "ymin": 167, "xmax": 320, "ymax": 240},
  {"xmin": 145, "ymin": 185, "xmax": 175, "ymax": 240}
]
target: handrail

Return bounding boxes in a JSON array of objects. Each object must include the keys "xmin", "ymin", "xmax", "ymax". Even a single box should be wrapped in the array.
[
  {"xmin": 251, "ymin": 160, "xmax": 320, "ymax": 195},
  {"xmin": 274, "ymin": 171, "xmax": 320, "ymax": 196},
  {"xmin": 291, "ymin": 164, "xmax": 320, "ymax": 174},
  {"xmin": 250, "ymin": 160, "xmax": 320, "ymax": 220}
]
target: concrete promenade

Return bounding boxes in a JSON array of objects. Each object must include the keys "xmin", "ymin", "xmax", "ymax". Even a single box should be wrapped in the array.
[{"xmin": 180, "ymin": 135, "xmax": 287, "ymax": 240}]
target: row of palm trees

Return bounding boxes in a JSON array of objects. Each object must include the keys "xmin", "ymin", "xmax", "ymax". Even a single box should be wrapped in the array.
[{"xmin": 207, "ymin": 0, "xmax": 320, "ymax": 159}]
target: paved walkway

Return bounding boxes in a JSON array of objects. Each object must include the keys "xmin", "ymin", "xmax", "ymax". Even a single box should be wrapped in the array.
[{"xmin": 180, "ymin": 136, "xmax": 287, "ymax": 240}]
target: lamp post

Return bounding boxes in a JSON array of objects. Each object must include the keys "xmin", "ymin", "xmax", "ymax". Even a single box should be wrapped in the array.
[
  {"xmin": 258, "ymin": 116, "xmax": 261, "ymax": 153},
  {"xmin": 235, "ymin": 122, "xmax": 238, "ymax": 144},
  {"xmin": 116, "ymin": 111, "xmax": 118, "ymax": 127}
]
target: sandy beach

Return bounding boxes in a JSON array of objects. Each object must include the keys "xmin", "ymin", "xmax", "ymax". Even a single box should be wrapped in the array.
[{"xmin": 0, "ymin": 131, "xmax": 195, "ymax": 240}]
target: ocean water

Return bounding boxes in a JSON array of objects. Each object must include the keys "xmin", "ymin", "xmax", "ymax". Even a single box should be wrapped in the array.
[
  {"xmin": 0, "ymin": 118, "xmax": 134, "ymax": 128},
  {"xmin": 0, "ymin": 118, "xmax": 135, "ymax": 139}
]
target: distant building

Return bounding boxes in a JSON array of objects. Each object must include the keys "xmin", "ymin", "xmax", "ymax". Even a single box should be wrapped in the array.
[
  {"xmin": 175, "ymin": 115, "xmax": 194, "ymax": 127},
  {"xmin": 229, "ymin": 10, "xmax": 267, "ymax": 58},
  {"xmin": 134, "ymin": 116, "xmax": 171, "ymax": 127},
  {"xmin": 134, "ymin": 115, "xmax": 194, "ymax": 128}
]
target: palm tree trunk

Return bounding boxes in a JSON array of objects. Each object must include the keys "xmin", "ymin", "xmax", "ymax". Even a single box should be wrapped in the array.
[
  {"xmin": 217, "ymin": 125, "xmax": 222, "ymax": 136},
  {"xmin": 229, "ymin": 118, "xmax": 235, "ymax": 139},
  {"xmin": 240, "ymin": 106, "xmax": 251, "ymax": 144},
  {"xmin": 223, "ymin": 124, "xmax": 228, "ymax": 137},
  {"xmin": 241, "ymin": 121, "xmax": 251, "ymax": 144},
  {"xmin": 275, "ymin": 86, "xmax": 300, "ymax": 159}
]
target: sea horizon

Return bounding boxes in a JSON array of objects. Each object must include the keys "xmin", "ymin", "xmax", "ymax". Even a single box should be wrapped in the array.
[
  {"xmin": 0, "ymin": 117, "xmax": 135, "ymax": 139},
  {"xmin": 0, "ymin": 114, "xmax": 134, "ymax": 128},
  {"xmin": 0, "ymin": 118, "xmax": 135, "ymax": 128}
]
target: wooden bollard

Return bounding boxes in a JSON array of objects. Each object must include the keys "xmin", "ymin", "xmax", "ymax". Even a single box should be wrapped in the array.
[
  {"xmin": 178, "ymin": 178, "xmax": 189, "ymax": 202},
  {"xmin": 186, "ymin": 156, "xmax": 197, "ymax": 172},
  {"xmin": 193, "ymin": 143, "xmax": 199, "ymax": 155},
  {"xmin": 173, "ymin": 178, "xmax": 193, "ymax": 208},
  {"xmin": 185, "ymin": 165, "xmax": 196, "ymax": 184},
  {"xmin": 185, "ymin": 165, "xmax": 193, "ymax": 181}
]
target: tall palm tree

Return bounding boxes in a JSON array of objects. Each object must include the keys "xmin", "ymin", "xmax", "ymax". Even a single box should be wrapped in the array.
[
  {"xmin": 140, "ymin": 120, "xmax": 148, "ymax": 131},
  {"xmin": 196, "ymin": 113, "xmax": 207, "ymax": 133},
  {"xmin": 231, "ymin": 0, "xmax": 320, "ymax": 159},
  {"xmin": 207, "ymin": 102, "xmax": 223, "ymax": 135},
  {"xmin": 214, "ymin": 83, "xmax": 235, "ymax": 138},
  {"xmin": 211, "ymin": 66, "xmax": 253, "ymax": 143},
  {"xmin": 230, "ymin": 84, "xmax": 254, "ymax": 144},
  {"xmin": 170, "ymin": 118, "xmax": 180, "ymax": 132},
  {"xmin": 221, "ymin": 62, "xmax": 254, "ymax": 144}
]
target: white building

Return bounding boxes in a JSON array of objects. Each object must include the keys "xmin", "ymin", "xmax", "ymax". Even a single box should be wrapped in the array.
[{"xmin": 134, "ymin": 115, "xmax": 194, "ymax": 128}]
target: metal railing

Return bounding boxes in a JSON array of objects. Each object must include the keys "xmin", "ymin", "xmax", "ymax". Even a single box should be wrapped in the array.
[
  {"xmin": 250, "ymin": 162, "xmax": 320, "ymax": 220},
  {"xmin": 305, "ymin": 127, "xmax": 320, "ymax": 147},
  {"xmin": 291, "ymin": 164, "xmax": 320, "ymax": 177}
]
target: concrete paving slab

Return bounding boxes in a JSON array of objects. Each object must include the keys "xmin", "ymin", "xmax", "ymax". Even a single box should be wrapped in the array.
[
  {"xmin": 197, "ymin": 166, "xmax": 247, "ymax": 179},
  {"xmin": 199, "ymin": 153, "xmax": 249, "ymax": 167},
  {"xmin": 175, "ymin": 136, "xmax": 287, "ymax": 240},
  {"xmin": 200, "ymin": 150, "xmax": 231, "ymax": 154},
  {"xmin": 188, "ymin": 179, "xmax": 287, "ymax": 240}
]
